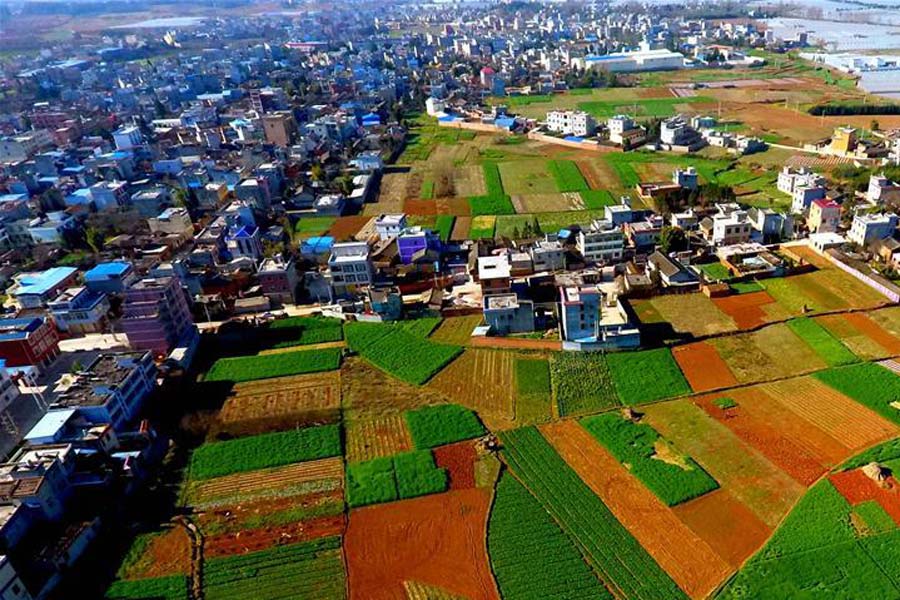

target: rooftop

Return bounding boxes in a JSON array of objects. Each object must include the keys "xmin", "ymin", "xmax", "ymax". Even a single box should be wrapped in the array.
[{"xmin": 14, "ymin": 267, "xmax": 77, "ymax": 297}]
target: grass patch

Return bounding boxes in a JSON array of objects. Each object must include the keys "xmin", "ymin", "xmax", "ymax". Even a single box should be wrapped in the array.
[
  {"xmin": 581, "ymin": 189, "xmax": 617, "ymax": 209},
  {"xmin": 405, "ymin": 404, "xmax": 486, "ymax": 449},
  {"xmin": 730, "ymin": 281, "xmax": 764, "ymax": 294},
  {"xmin": 786, "ymin": 317, "xmax": 858, "ymax": 367},
  {"xmin": 205, "ymin": 348, "xmax": 341, "ymax": 383},
  {"xmin": 606, "ymin": 348, "xmax": 691, "ymax": 405},
  {"xmin": 420, "ymin": 180, "xmax": 435, "ymax": 200},
  {"xmin": 189, "ymin": 425, "xmax": 341, "ymax": 480},
  {"xmin": 469, "ymin": 215, "xmax": 496, "ymax": 239},
  {"xmin": 713, "ymin": 397, "xmax": 738, "ymax": 410},
  {"xmin": 266, "ymin": 316, "xmax": 343, "ymax": 348},
  {"xmin": 698, "ymin": 262, "xmax": 733, "ymax": 281},
  {"xmin": 106, "ymin": 575, "xmax": 188, "ymax": 600},
  {"xmin": 580, "ymin": 413, "xmax": 719, "ymax": 506},
  {"xmin": 294, "ymin": 216, "xmax": 336, "ymax": 237},
  {"xmin": 435, "ymin": 215, "xmax": 455, "ymax": 241},
  {"xmin": 469, "ymin": 162, "xmax": 514, "ymax": 215}
]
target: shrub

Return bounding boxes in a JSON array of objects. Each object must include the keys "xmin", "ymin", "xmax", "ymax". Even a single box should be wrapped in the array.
[
  {"xmin": 713, "ymin": 397, "xmax": 738, "ymax": 410},
  {"xmin": 205, "ymin": 348, "xmax": 341, "ymax": 383},
  {"xmin": 189, "ymin": 425, "xmax": 341, "ymax": 480},
  {"xmin": 405, "ymin": 404, "xmax": 486, "ymax": 449}
]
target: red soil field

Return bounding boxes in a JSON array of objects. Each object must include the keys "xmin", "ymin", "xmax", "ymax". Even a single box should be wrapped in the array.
[
  {"xmin": 542, "ymin": 421, "xmax": 731, "ymax": 599},
  {"xmin": 433, "ymin": 441, "xmax": 477, "ymax": 490},
  {"xmin": 404, "ymin": 199, "xmax": 439, "ymax": 215},
  {"xmin": 468, "ymin": 336, "xmax": 562, "ymax": 351},
  {"xmin": 672, "ymin": 488, "xmax": 771, "ymax": 568},
  {"xmin": 436, "ymin": 197, "xmax": 471, "ymax": 216},
  {"xmin": 577, "ymin": 161, "xmax": 603, "ymax": 189},
  {"xmin": 122, "ymin": 527, "xmax": 191, "ymax": 579},
  {"xmin": 830, "ymin": 469, "xmax": 900, "ymax": 526},
  {"xmin": 204, "ymin": 514, "xmax": 346, "ymax": 558},
  {"xmin": 344, "ymin": 488, "xmax": 499, "ymax": 600},
  {"xmin": 672, "ymin": 342, "xmax": 738, "ymax": 392},
  {"xmin": 712, "ymin": 291, "xmax": 778, "ymax": 329},
  {"xmin": 843, "ymin": 313, "xmax": 900, "ymax": 355},
  {"xmin": 327, "ymin": 216, "xmax": 373, "ymax": 241},
  {"xmin": 694, "ymin": 391, "xmax": 827, "ymax": 486}
]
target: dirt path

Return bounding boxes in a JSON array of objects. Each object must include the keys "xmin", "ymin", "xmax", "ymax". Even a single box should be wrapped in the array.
[
  {"xmin": 174, "ymin": 516, "xmax": 204, "ymax": 600},
  {"xmin": 469, "ymin": 336, "xmax": 561, "ymax": 351}
]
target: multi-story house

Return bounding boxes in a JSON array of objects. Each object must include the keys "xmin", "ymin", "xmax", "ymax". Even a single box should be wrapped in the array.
[
  {"xmin": 397, "ymin": 227, "xmax": 441, "ymax": 264},
  {"xmin": 375, "ymin": 214, "xmax": 407, "ymax": 240},
  {"xmin": 10, "ymin": 268, "xmax": 78, "ymax": 310},
  {"xmin": 546, "ymin": 110, "xmax": 596, "ymax": 137},
  {"xmin": 577, "ymin": 220, "xmax": 624, "ymax": 264},
  {"xmin": 848, "ymin": 213, "xmax": 899, "ymax": 247},
  {"xmin": 83, "ymin": 262, "xmax": 136, "ymax": 295},
  {"xmin": 808, "ymin": 199, "xmax": 841, "ymax": 234},
  {"xmin": 328, "ymin": 242, "xmax": 373, "ymax": 296},
  {"xmin": 121, "ymin": 277, "xmax": 195, "ymax": 356},
  {"xmin": 47, "ymin": 288, "xmax": 110, "ymax": 335},
  {"xmin": 257, "ymin": 255, "xmax": 299, "ymax": 305},
  {"xmin": 0, "ymin": 317, "xmax": 59, "ymax": 370}
]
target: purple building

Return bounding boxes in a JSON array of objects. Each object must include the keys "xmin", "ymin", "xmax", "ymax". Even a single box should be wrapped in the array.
[
  {"xmin": 397, "ymin": 227, "xmax": 441, "ymax": 265},
  {"xmin": 121, "ymin": 277, "xmax": 195, "ymax": 356}
]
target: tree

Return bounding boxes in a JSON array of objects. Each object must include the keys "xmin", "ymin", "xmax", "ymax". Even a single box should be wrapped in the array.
[
  {"xmin": 532, "ymin": 216, "xmax": 543, "ymax": 236},
  {"xmin": 310, "ymin": 163, "xmax": 324, "ymax": 182},
  {"xmin": 85, "ymin": 227, "xmax": 104, "ymax": 254},
  {"xmin": 658, "ymin": 226, "xmax": 687, "ymax": 254},
  {"xmin": 871, "ymin": 119, "xmax": 880, "ymax": 132},
  {"xmin": 512, "ymin": 226, "xmax": 520, "ymax": 239}
]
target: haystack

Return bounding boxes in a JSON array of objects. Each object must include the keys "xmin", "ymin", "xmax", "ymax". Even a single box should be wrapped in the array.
[
  {"xmin": 621, "ymin": 407, "xmax": 643, "ymax": 422},
  {"xmin": 862, "ymin": 462, "xmax": 889, "ymax": 483}
]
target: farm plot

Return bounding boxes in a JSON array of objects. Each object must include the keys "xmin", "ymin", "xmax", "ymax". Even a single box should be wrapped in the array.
[
  {"xmin": 498, "ymin": 160, "xmax": 557, "ymax": 195},
  {"xmin": 453, "ymin": 165, "xmax": 487, "ymax": 197},
  {"xmin": 428, "ymin": 315, "xmax": 481, "ymax": 345},
  {"xmin": 814, "ymin": 362, "xmax": 900, "ymax": 426},
  {"xmin": 514, "ymin": 192, "xmax": 585, "ymax": 213},
  {"xmin": 632, "ymin": 294, "xmax": 737, "ymax": 337},
  {"xmin": 843, "ymin": 312, "xmax": 900, "ymax": 355},
  {"xmin": 487, "ymin": 472, "xmax": 610, "ymax": 600},
  {"xmin": 830, "ymin": 468, "xmax": 900, "ymax": 527},
  {"xmin": 549, "ymin": 352, "xmax": 619, "ymax": 417},
  {"xmin": 405, "ymin": 404, "xmax": 487, "ymax": 449},
  {"xmin": 433, "ymin": 441, "xmax": 478, "ymax": 490},
  {"xmin": 346, "ymin": 450, "xmax": 448, "ymax": 508},
  {"xmin": 115, "ymin": 528, "xmax": 191, "ymax": 581},
  {"xmin": 264, "ymin": 316, "xmax": 344, "ymax": 348},
  {"xmin": 184, "ymin": 457, "xmax": 344, "ymax": 510},
  {"xmin": 711, "ymin": 290, "xmax": 791, "ymax": 329},
  {"xmin": 214, "ymin": 372, "xmax": 341, "ymax": 438},
  {"xmin": 605, "ymin": 348, "xmax": 691, "ymax": 405},
  {"xmin": 106, "ymin": 575, "xmax": 189, "ymax": 600},
  {"xmin": 542, "ymin": 421, "xmax": 731, "ymax": 599},
  {"xmin": 345, "ymin": 415, "xmax": 414, "ymax": 463},
  {"xmin": 341, "ymin": 358, "xmax": 449, "ymax": 420},
  {"xmin": 763, "ymin": 268, "xmax": 887, "ymax": 314},
  {"xmin": 450, "ymin": 216, "xmax": 472, "ymax": 241},
  {"xmin": 514, "ymin": 357, "xmax": 552, "ymax": 426},
  {"xmin": 719, "ymin": 479, "xmax": 900, "ymax": 599},
  {"xmin": 203, "ymin": 536, "xmax": 346, "ymax": 600},
  {"xmin": 642, "ymin": 400, "xmax": 805, "ymax": 527},
  {"xmin": 672, "ymin": 342, "xmax": 737, "ymax": 392},
  {"xmin": 205, "ymin": 348, "xmax": 341, "ymax": 383},
  {"xmin": 428, "ymin": 349, "xmax": 515, "ymax": 426},
  {"xmin": 366, "ymin": 172, "xmax": 408, "ymax": 215},
  {"xmin": 468, "ymin": 215, "xmax": 496, "ymax": 239},
  {"xmin": 327, "ymin": 216, "xmax": 372, "ymax": 241},
  {"xmin": 344, "ymin": 488, "xmax": 499, "ymax": 600},
  {"xmin": 499, "ymin": 426, "xmax": 688, "ymax": 600},
  {"xmin": 711, "ymin": 322, "xmax": 826, "ymax": 385},
  {"xmin": 786, "ymin": 317, "xmax": 859, "ymax": 366},
  {"xmin": 188, "ymin": 425, "xmax": 341, "ymax": 481},
  {"xmin": 759, "ymin": 376, "xmax": 899, "ymax": 452},
  {"xmin": 579, "ymin": 413, "xmax": 719, "ymax": 506},
  {"xmin": 818, "ymin": 313, "xmax": 897, "ymax": 360},
  {"xmin": 344, "ymin": 321, "xmax": 462, "ymax": 385},
  {"xmin": 468, "ymin": 163, "xmax": 514, "ymax": 216},
  {"xmin": 547, "ymin": 159, "xmax": 590, "ymax": 193}
]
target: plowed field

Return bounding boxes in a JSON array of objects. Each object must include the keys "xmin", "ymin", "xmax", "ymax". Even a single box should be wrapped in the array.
[{"xmin": 672, "ymin": 342, "xmax": 737, "ymax": 392}]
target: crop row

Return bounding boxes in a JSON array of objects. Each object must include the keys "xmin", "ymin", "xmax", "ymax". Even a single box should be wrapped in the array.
[
  {"xmin": 205, "ymin": 347, "xmax": 342, "ymax": 383},
  {"xmin": 106, "ymin": 575, "xmax": 188, "ymax": 600},
  {"xmin": 346, "ymin": 449, "xmax": 447, "ymax": 508},
  {"xmin": 814, "ymin": 363, "xmax": 900, "ymax": 425},
  {"xmin": 499, "ymin": 427, "xmax": 687, "ymax": 600},
  {"xmin": 405, "ymin": 404, "xmax": 486, "ymax": 449},
  {"xmin": 550, "ymin": 353, "xmax": 619, "ymax": 416},
  {"xmin": 547, "ymin": 160, "xmax": 590, "ymax": 193}
]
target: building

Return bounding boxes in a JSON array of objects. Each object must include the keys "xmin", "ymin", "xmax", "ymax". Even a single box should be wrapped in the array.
[
  {"xmin": 647, "ymin": 251, "xmax": 699, "ymax": 288},
  {"xmin": 546, "ymin": 110, "xmax": 596, "ymax": 137},
  {"xmin": 558, "ymin": 285, "xmax": 640, "ymax": 350},
  {"xmin": 673, "ymin": 167, "xmax": 698, "ymax": 190},
  {"xmin": 477, "ymin": 255, "xmax": 512, "ymax": 296},
  {"xmin": 483, "ymin": 294, "xmax": 534, "ymax": 334},
  {"xmin": 0, "ymin": 555, "xmax": 32, "ymax": 600},
  {"xmin": 328, "ymin": 242, "xmax": 372, "ymax": 296},
  {"xmin": 0, "ymin": 317, "xmax": 59, "ymax": 369},
  {"xmin": 50, "ymin": 352, "xmax": 156, "ymax": 430},
  {"xmin": 704, "ymin": 207, "xmax": 753, "ymax": 246},
  {"xmin": 867, "ymin": 174, "xmax": 900, "ymax": 204},
  {"xmin": 225, "ymin": 225, "xmax": 262, "ymax": 261},
  {"xmin": 47, "ymin": 287, "xmax": 110, "ymax": 335},
  {"xmin": 112, "ymin": 126, "xmax": 143, "ymax": 151},
  {"xmin": 262, "ymin": 111, "xmax": 296, "ymax": 147},
  {"xmin": 848, "ymin": 212, "xmax": 899, "ymax": 247},
  {"xmin": 148, "ymin": 207, "xmax": 193, "ymax": 237},
  {"xmin": 83, "ymin": 262, "xmax": 136, "ymax": 295},
  {"xmin": 808, "ymin": 199, "xmax": 841, "ymax": 234},
  {"xmin": 397, "ymin": 227, "xmax": 440, "ymax": 264},
  {"xmin": 121, "ymin": 277, "xmax": 195, "ymax": 356},
  {"xmin": 425, "ymin": 97, "xmax": 446, "ymax": 116},
  {"xmin": 778, "ymin": 167, "xmax": 827, "ymax": 214},
  {"xmin": 374, "ymin": 214, "xmax": 407, "ymax": 240},
  {"xmin": 749, "ymin": 208, "xmax": 793, "ymax": 243},
  {"xmin": 257, "ymin": 255, "xmax": 299, "ymax": 305},
  {"xmin": 89, "ymin": 181, "xmax": 128, "ymax": 211},
  {"xmin": 830, "ymin": 127, "xmax": 858, "ymax": 155},
  {"xmin": 10, "ymin": 268, "xmax": 78, "ymax": 310},
  {"xmin": 580, "ymin": 44, "xmax": 685, "ymax": 73},
  {"xmin": 577, "ymin": 220, "xmax": 624, "ymax": 264},
  {"xmin": 529, "ymin": 239, "xmax": 566, "ymax": 272},
  {"xmin": 608, "ymin": 115, "xmax": 637, "ymax": 145}
]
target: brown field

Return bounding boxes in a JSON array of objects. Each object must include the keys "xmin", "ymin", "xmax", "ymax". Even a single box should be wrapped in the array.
[
  {"xmin": 345, "ymin": 415, "xmax": 414, "ymax": 463},
  {"xmin": 515, "ymin": 192, "xmax": 585, "ymax": 213},
  {"xmin": 341, "ymin": 358, "xmax": 448, "ymax": 420},
  {"xmin": 693, "ymin": 391, "xmax": 828, "ymax": 485},
  {"xmin": 673, "ymin": 342, "xmax": 737, "ymax": 392},
  {"xmin": 119, "ymin": 527, "xmax": 191, "ymax": 580},
  {"xmin": 403, "ymin": 580, "xmax": 467, "ymax": 600},
  {"xmin": 436, "ymin": 197, "xmax": 472, "ymax": 216},
  {"xmin": 671, "ymin": 488, "xmax": 771, "ymax": 569},
  {"xmin": 450, "ymin": 217, "xmax": 472, "ymax": 242},
  {"xmin": 428, "ymin": 350, "xmax": 515, "ymax": 426},
  {"xmin": 453, "ymin": 166, "xmax": 487, "ymax": 197},
  {"xmin": 433, "ymin": 441, "xmax": 478, "ymax": 490},
  {"xmin": 185, "ymin": 457, "xmax": 344, "ymax": 509},
  {"xmin": 195, "ymin": 488, "xmax": 343, "ymax": 538},
  {"xmin": 405, "ymin": 199, "xmax": 439, "ymax": 215},
  {"xmin": 468, "ymin": 336, "xmax": 562, "ymax": 351},
  {"xmin": 712, "ymin": 291, "xmax": 788, "ymax": 329},
  {"xmin": 328, "ymin": 216, "xmax": 373, "ymax": 241},
  {"xmin": 205, "ymin": 514, "xmax": 346, "ymax": 559},
  {"xmin": 816, "ymin": 314, "xmax": 892, "ymax": 360},
  {"xmin": 215, "ymin": 372, "xmax": 341, "ymax": 437},
  {"xmin": 643, "ymin": 399, "xmax": 805, "ymax": 527},
  {"xmin": 785, "ymin": 245, "xmax": 833, "ymax": 268},
  {"xmin": 757, "ymin": 377, "xmax": 899, "ymax": 450},
  {"xmin": 429, "ymin": 315, "xmax": 482, "ymax": 345},
  {"xmin": 843, "ymin": 312, "xmax": 900, "ymax": 355},
  {"xmin": 830, "ymin": 469, "xmax": 900, "ymax": 527},
  {"xmin": 344, "ymin": 488, "xmax": 499, "ymax": 600},
  {"xmin": 712, "ymin": 323, "xmax": 826, "ymax": 385},
  {"xmin": 365, "ymin": 172, "xmax": 409, "ymax": 215},
  {"xmin": 542, "ymin": 421, "xmax": 731, "ymax": 599},
  {"xmin": 634, "ymin": 294, "xmax": 737, "ymax": 337}
]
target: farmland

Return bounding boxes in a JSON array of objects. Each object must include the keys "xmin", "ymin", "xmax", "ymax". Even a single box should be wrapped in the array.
[
  {"xmin": 550, "ymin": 352, "xmax": 619, "ymax": 416},
  {"xmin": 605, "ymin": 348, "xmax": 691, "ymax": 405},
  {"xmin": 428, "ymin": 349, "xmax": 515, "ymax": 426},
  {"xmin": 346, "ymin": 450, "xmax": 448, "ymax": 508},
  {"xmin": 205, "ymin": 348, "xmax": 342, "ymax": 383},
  {"xmin": 405, "ymin": 404, "xmax": 487, "ymax": 449}
]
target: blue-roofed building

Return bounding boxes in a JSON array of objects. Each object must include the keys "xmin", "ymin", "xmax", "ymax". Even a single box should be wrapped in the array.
[
  {"xmin": 47, "ymin": 287, "xmax": 110, "ymax": 334},
  {"xmin": 300, "ymin": 236, "xmax": 334, "ymax": 258},
  {"xmin": 361, "ymin": 112, "xmax": 381, "ymax": 127},
  {"xmin": 11, "ymin": 267, "xmax": 78, "ymax": 309},
  {"xmin": 83, "ymin": 262, "xmax": 136, "ymax": 295},
  {"xmin": 225, "ymin": 225, "xmax": 262, "ymax": 261},
  {"xmin": 64, "ymin": 188, "xmax": 93, "ymax": 208},
  {"xmin": 24, "ymin": 409, "xmax": 79, "ymax": 446},
  {"xmin": 494, "ymin": 117, "xmax": 516, "ymax": 131}
]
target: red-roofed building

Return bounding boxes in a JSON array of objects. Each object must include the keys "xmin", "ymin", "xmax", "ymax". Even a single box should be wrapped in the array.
[{"xmin": 809, "ymin": 199, "xmax": 841, "ymax": 234}]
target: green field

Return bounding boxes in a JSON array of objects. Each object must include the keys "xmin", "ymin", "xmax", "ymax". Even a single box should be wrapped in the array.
[
  {"xmin": 786, "ymin": 317, "xmax": 858, "ymax": 367},
  {"xmin": 547, "ymin": 160, "xmax": 590, "ymax": 193},
  {"xmin": 579, "ymin": 414, "xmax": 718, "ymax": 506},
  {"xmin": 294, "ymin": 217, "xmax": 336, "ymax": 237},
  {"xmin": 188, "ymin": 426, "xmax": 341, "ymax": 480},
  {"xmin": 469, "ymin": 162, "xmax": 514, "ymax": 215},
  {"xmin": 106, "ymin": 575, "xmax": 188, "ymax": 600},
  {"xmin": 515, "ymin": 358, "xmax": 553, "ymax": 425},
  {"xmin": 344, "ymin": 321, "xmax": 461, "ymax": 385},
  {"xmin": 346, "ymin": 450, "xmax": 448, "ymax": 508},
  {"xmin": 205, "ymin": 348, "xmax": 341, "ymax": 383},
  {"xmin": 435, "ymin": 215, "xmax": 455, "ymax": 241},
  {"xmin": 577, "ymin": 96, "xmax": 715, "ymax": 119},
  {"xmin": 500, "ymin": 427, "xmax": 688, "ymax": 600},
  {"xmin": 605, "ymin": 348, "xmax": 691, "ymax": 405},
  {"xmin": 488, "ymin": 472, "xmax": 610, "ymax": 599},
  {"xmin": 266, "ymin": 316, "xmax": 343, "ymax": 348},
  {"xmin": 550, "ymin": 353, "xmax": 620, "ymax": 417},
  {"xmin": 405, "ymin": 404, "xmax": 486, "ymax": 449},
  {"xmin": 814, "ymin": 363, "xmax": 900, "ymax": 425}
]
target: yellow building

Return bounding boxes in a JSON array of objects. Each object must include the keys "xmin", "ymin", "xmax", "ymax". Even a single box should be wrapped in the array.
[{"xmin": 830, "ymin": 127, "xmax": 858, "ymax": 155}]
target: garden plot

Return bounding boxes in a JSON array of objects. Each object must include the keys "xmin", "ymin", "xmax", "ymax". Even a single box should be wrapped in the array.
[
  {"xmin": 498, "ymin": 160, "xmax": 557, "ymax": 195},
  {"xmin": 427, "ymin": 349, "xmax": 515, "ymax": 426},
  {"xmin": 817, "ymin": 314, "xmax": 894, "ymax": 360},
  {"xmin": 205, "ymin": 348, "xmax": 341, "ymax": 384},
  {"xmin": 452, "ymin": 165, "xmax": 487, "ymax": 197},
  {"xmin": 843, "ymin": 312, "xmax": 900, "ymax": 355},
  {"xmin": 605, "ymin": 348, "xmax": 691, "ymax": 405},
  {"xmin": 340, "ymin": 358, "xmax": 448, "ymax": 420},
  {"xmin": 762, "ymin": 269, "xmax": 888, "ymax": 314},
  {"xmin": 428, "ymin": 315, "xmax": 481, "ymax": 346},
  {"xmin": 711, "ymin": 322, "xmax": 826, "ymax": 385},
  {"xmin": 514, "ymin": 357, "xmax": 553, "ymax": 426},
  {"xmin": 365, "ymin": 172, "xmax": 409, "ymax": 215},
  {"xmin": 814, "ymin": 362, "xmax": 900, "ymax": 426},
  {"xmin": 550, "ymin": 352, "xmax": 619, "ymax": 417},
  {"xmin": 711, "ymin": 290, "xmax": 791, "ymax": 329},
  {"xmin": 345, "ymin": 415, "xmax": 414, "ymax": 463}
]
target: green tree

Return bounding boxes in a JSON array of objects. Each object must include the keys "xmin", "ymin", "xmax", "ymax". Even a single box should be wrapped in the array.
[
  {"xmin": 85, "ymin": 227, "xmax": 104, "ymax": 254},
  {"xmin": 658, "ymin": 226, "xmax": 687, "ymax": 254}
]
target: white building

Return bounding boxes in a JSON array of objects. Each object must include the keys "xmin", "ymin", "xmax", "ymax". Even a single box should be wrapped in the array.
[
  {"xmin": 0, "ymin": 130, "xmax": 53, "ymax": 162},
  {"xmin": 577, "ymin": 220, "xmax": 624, "ymax": 264},
  {"xmin": 374, "ymin": 214, "xmax": 407, "ymax": 240},
  {"xmin": 673, "ymin": 167, "xmax": 698, "ymax": 190},
  {"xmin": 328, "ymin": 242, "xmax": 372, "ymax": 295},
  {"xmin": 112, "ymin": 126, "xmax": 143, "ymax": 151},
  {"xmin": 425, "ymin": 97, "xmax": 446, "ymax": 117},
  {"xmin": 607, "ymin": 115, "xmax": 641, "ymax": 146},
  {"xmin": 579, "ymin": 43, "xmax": 685, "ymax": 73},
  {"xmin": 709, "ymin": 209, "xmax": 753, "ymax": 246},
  {"xmin": 546, "ymin": 110, "xmax": 596, "ymax": 137},
  {"xmin": 848, "ymin": 213, "xmax": 899, "ymax": 247},
  {"xmin": 778, "ymin": 167, "xmax": 827, "ymax": 214},
  {"xmin": 148, "ymin": 207, "xmax": 193, "ymax": 237},
  {"xmin": 867, "ymin": 174, "xmax": 900, "ymax": 204}
]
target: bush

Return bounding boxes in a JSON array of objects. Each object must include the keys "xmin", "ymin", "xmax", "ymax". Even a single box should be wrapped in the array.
[
  {"xmin": 205, "ymin": 348, "xmax": 341, "ymax": 383},
  {"xmin": 580, "ymin": 413, "xmax": 719, "ymax": 506},
  {"xmin": 189, "ymin": 425, "xmax": 341, "ymax": 480},
  {"xmin": 405, "ymin": 404, "xmax": 486, "ymax": 449}
]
